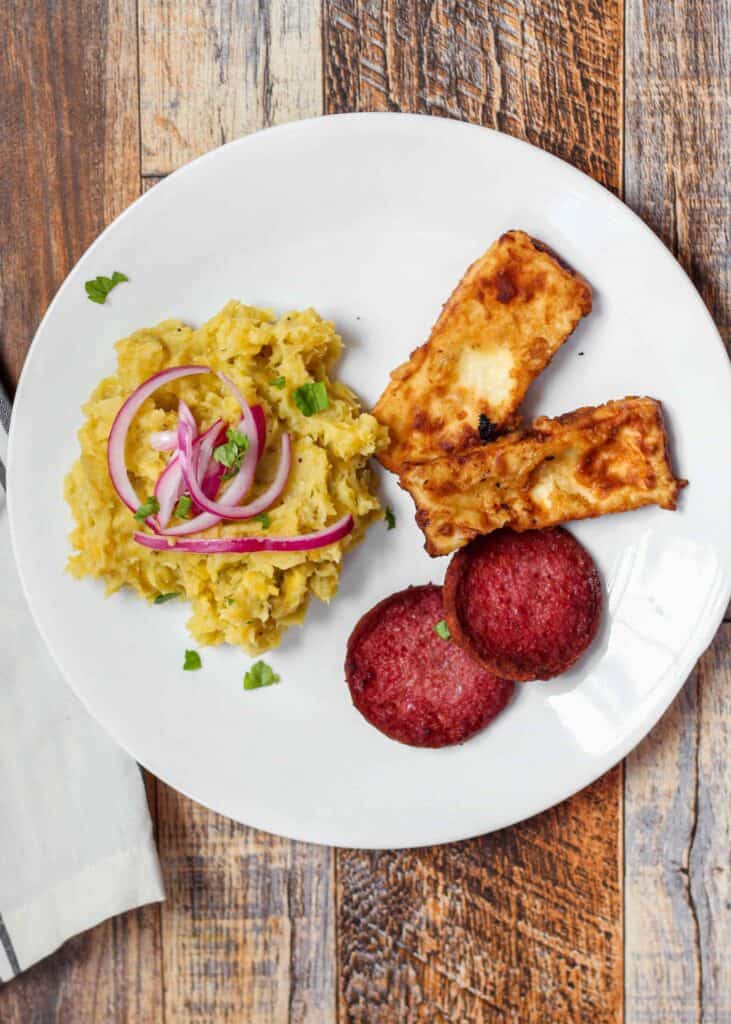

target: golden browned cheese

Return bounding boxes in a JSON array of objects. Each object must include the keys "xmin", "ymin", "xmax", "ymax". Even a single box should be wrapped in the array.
[
  {"xmin": 399, "ymin": 397, "xmax": 687, "ymax": 556},
  {"xmin": 373, "ymin": 230, "xmax": 592, "ymax": 473}
]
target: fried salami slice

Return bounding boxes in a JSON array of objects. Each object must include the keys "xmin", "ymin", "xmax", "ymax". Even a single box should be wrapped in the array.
[
  {"xmin": 444, "ymin": 528, "xmax": 602, "ymax": 682},
  {"xmin": 346, "ymin": 584, "xmax": 514, "ymax": 747}
]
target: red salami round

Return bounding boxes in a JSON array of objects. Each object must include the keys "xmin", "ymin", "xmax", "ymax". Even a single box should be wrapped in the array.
[
  {"xmin": 444, "ymin": 528, "xmax": 602, "ymax": 682},
  {"xmin": 345, "ymin": 585, "xmax": 514, "ymax": 747}
]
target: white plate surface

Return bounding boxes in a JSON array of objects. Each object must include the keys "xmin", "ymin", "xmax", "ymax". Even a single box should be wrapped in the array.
[{"xmin": 9, "ymin": 114, "xmax": 731, "ymax": 848}]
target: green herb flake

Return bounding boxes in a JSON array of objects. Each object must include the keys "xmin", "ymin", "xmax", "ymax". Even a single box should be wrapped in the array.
[
  {"xmin": 84, "ymin": 271, "xmax": 128, "ymax": 305},
  {"xmin": 174, "ymin": 494, "xmax": 193, "ymax": 519},
  {"xmin": 385, "ymin": 506, "xmax": 396, "ymax": 530},
  {"xmin": 183, "ymin": 649, "xmax": 202, "ymax": 671},
  {"xmin": 214, "ymin": 427, "xmax": 249, "ymax": 475},
  {"xmin": 134, "ymin": 495, "xmax": 160, "ymax": 521},
  {"xmin": 434, "ymin": 620, "xmax": 451, "ymax": 641},
  {"xmin": 244, "ymin": 660, "xmax": 280, "ymax": 691},
  {"xmin": 225, "ymin": 597, "xmax": 235, "ymax": 607},
  {"xmin": 293, "ymin": 381, "xmax": 329, "ymax": 417},
  {"xmin": 270, "ymin": 376, "xmax": 286, "ymax": 389},
  {"xmin": 254, "ymin": 512, "xmax": 271, "ymax": 529},
  {"xmin": 154, "ymin": 592, "xmax": 178, "ymax": 605}
]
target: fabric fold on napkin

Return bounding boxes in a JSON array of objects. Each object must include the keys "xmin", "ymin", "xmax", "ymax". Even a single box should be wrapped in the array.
[{"xmin": 0, "ymin": 402, "xmax": 164, "ymax": 982}]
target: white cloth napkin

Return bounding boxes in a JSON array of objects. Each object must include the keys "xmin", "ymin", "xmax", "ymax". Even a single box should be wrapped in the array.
[{"xmin": 0, "ymin": 406, "xmax": 164, "ymax": 981}]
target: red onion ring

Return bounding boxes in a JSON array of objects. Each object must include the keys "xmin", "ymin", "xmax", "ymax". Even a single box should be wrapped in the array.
[
  {"xmin": 196, "ymin": 419, "xmax": 226, "ymax": 492},
  {"xmin": 158, "ymin": 390, "xmax": 261, "ymax": 536},
  {"xmin": 179, "ymin": 429, "xmax": 291, "ymax": 521},
  {"xmin": 154, "ymin": 419, "xmax": 225, "ymax": 527},
  {"xmin": 107, "ymin": 364, "xmax": 209, "ymax": 513},
  {"xmin": 178, "ymin": 399, "xmax": 197, "ymax": 436},
  {"xmin": 154, "ymin": 454, "xmax": 184, "ymax": 528},
  {"xmin": 133, "ymin": 513, "xmax": 354, "ymax": 554},
  {"xmin": 148, "ymin": 429, "xmax": 177, "ymax": 451}
]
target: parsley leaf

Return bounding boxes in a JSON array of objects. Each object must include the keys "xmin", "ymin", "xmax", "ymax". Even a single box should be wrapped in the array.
[
  {"xmin": 183, "ymin": 649, "xmax": 202, "ymax": 671},
  {"xmin": 293, "ymin": 381, "xmax": 329, "ymax": 416},
  {"xmin": 385, "ymin": 506, "xmax": 396, "ymax": 530},
  {"xmin": 84, "ymin": 271, "xmax": 128, "ymax": 305},
  {"xmin": 434, "ymin": 620, "xmax": 451, "ymax": 641},
  {"xmin": 174, "ymin": 494, "xmax": 192, "ymax": 519},
  {"xmin": 134, "ymin": 495, "xmax": 160, "ymax": 521},
  {"xmin": 214, "ymin": 427, "xmax": 249, "ymax": 476},
  {"xmin": 243, "ymin": 660, "xmax": 280, "ymax": 691},
  {"xmin": 254, "ymin": 512, "xmax": 270, "ymax": 529},
  {"xmin": 270, "ymin": 376, "xmax": 286, "ymax": 389},
  {"xmin": 154, "ymin": 592, "xmax": 178, "ymax": 605},
  {"xmin": 225, "ymin": 597, "xmax": 235, "ymax": 607}
]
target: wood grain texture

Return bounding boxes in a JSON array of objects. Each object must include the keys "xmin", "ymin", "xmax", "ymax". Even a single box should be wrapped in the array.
[
  {"xmin": 324, "ymin": 2, "xmax": 624, "ymax": 1020},
  {"xmin": 0, "ymin": 910, "xmax": 163, "ymax": 1024},
  {"xmin": 625, "ymin": 625, "xmax": 731, "ymax": 1024},
  {"xmin": 0, "ymin": 2, "xmax": 162, "ymax": 1018},
  {"xmin": 324, "ymin": 0, "xmax": 622, "ymax": 190},
  {"xmin": 139, "ymin": 8, "xmax": 334, "ymax": 1017},
  {"xmin": 337, "ymin": 770, "xmax": 622, "ymax": 1023},
  {"xmin": 139, "ymin": 0, "xmax": 323, "ymax": 175},
  {"xmin": 0, "ymin": 0, "xmax": 140, "ymax": 389},
  {"xmin": 624, "ymin": 1, "xmax": 730, "ymax": 1018},
  {"xmin": 625, "ymin": 0, "xmax": 730, "ymax": 349},
  {"xmin": 155, "ymin": 781, "xmax": 335, "ymax": 1024}
]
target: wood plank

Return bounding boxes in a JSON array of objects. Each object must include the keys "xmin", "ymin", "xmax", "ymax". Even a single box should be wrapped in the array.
[
  {"xmin": 139, "ymin": 0, "xmax": 323, "ymax": 175},
  {"xmin": 624, "ymin": 1, "xmax": 729, "ymax": 1018},
  {"xmin": 337, "ymin": 770, "xmax": 622, "ymax": 1023},
  {"xmin": 625, "ymin": 0, "xmax": 730, "ymax": 351},
  {"xmin": 139, "ymin": 11, "xmax": 335, "ymax": 1021},
  {"xmin": 155, "ymin": 781, "xmax": 335, "ymax": 1024},
  {"xmin": 0, "ymin": 909, "xmax": 163, "ymax": 1024},
  {"xmin": 625, "ymin": 626, "xmax": 731, "ymax": 1023},
  {"xmin": 324, "ymin": 2, "xmax": 624, "ymax": 1020},
  {"xmin": 324, "ymin": 0, "xmax": 622, "ymax": 188},
  {"xmin": 0, "ymin": 0, "xmax": 140, "ymax": 389},
  {"xmin": 0, "ymin": 2, "xmax": 163, "ymax": 1020}
]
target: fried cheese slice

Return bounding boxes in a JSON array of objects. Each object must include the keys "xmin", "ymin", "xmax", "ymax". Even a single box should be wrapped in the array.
[
  {"xmin": 399, "ymin": 397, "xmax": 686, "ymax": 556},
  {"xmin": 373, "ymin": 230, "xmax": 592, "ymax": 473}
]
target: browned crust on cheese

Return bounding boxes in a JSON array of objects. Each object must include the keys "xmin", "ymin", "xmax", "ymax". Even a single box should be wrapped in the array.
[
  {"xmin": 373, "ymin": 231, "xmax": 592, "ymax": 473},
  {"xmin": 399, "ymin": 397, "xmax": 687, "ymax": 556}
]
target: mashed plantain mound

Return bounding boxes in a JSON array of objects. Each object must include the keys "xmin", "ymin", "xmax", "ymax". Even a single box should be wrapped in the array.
[{"xmin": 65, "ymin": 301, "xmax": 388, "ymax": 654}]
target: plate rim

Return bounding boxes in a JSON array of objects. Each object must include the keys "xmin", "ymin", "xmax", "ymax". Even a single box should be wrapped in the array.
[{"xmin": 8, "ymin": 112, "xmax": 731, "ymax": 848}]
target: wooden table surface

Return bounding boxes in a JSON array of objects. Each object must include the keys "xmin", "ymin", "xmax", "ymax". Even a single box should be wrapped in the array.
[{"xmin": 1, "ymin": 1, "xmax": 728, "ymax": 1021}]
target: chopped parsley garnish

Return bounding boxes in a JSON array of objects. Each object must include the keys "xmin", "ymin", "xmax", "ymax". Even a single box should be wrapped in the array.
[
  {"xmin": 225, "ymin": 597, "xmax": 235, "ymax": 606},
  {"xmin": 84, "ymin": 271, "xmax": 128, "ymax": 305},
  {"xmin": 254, "ymin": 512, "xmax": 270, "ymax": 529},
  {"xmin": 434, "ymin": 620, "xmax": 451, "ymax": 641},
  {"xmin": 385, "ymin": 506, "xmax": 396, "ymax": 530},
  {"xmin": 134, "ymin": 495, "xmax": 160, "ymax": 521},
  {"xmin": 154, "ymin": 592, "xmax": 178, "ymax": 605},
  {"xmin": 183, "ymin": 649, "xmax": 202, "ymax": 671},
  {"xmin": 270, "ymin": 376, "xmax": 286, "ymax": 389},
  {"xmin": 244, "ymin": 660, "xmax": 280, "ymax": 691},
  {"xmin": 214, "ymin": 427, "xmax": 249, "ymax": 477},
  {"xmin": 174, "ymin": 494, "xmax": 192, "ymax": 519},
  {"xmin": 293, "ymin": 381, "xmax": 329, "ymax": 416},
  {"xmin": 478, "ymin": 414, "xmax": 495, "ymax": 443}
]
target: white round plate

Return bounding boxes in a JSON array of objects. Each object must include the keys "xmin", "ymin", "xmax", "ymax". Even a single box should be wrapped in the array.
[{"xmin": 9, "ymin": 114, "xmax": 731, "ymax": 848}]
